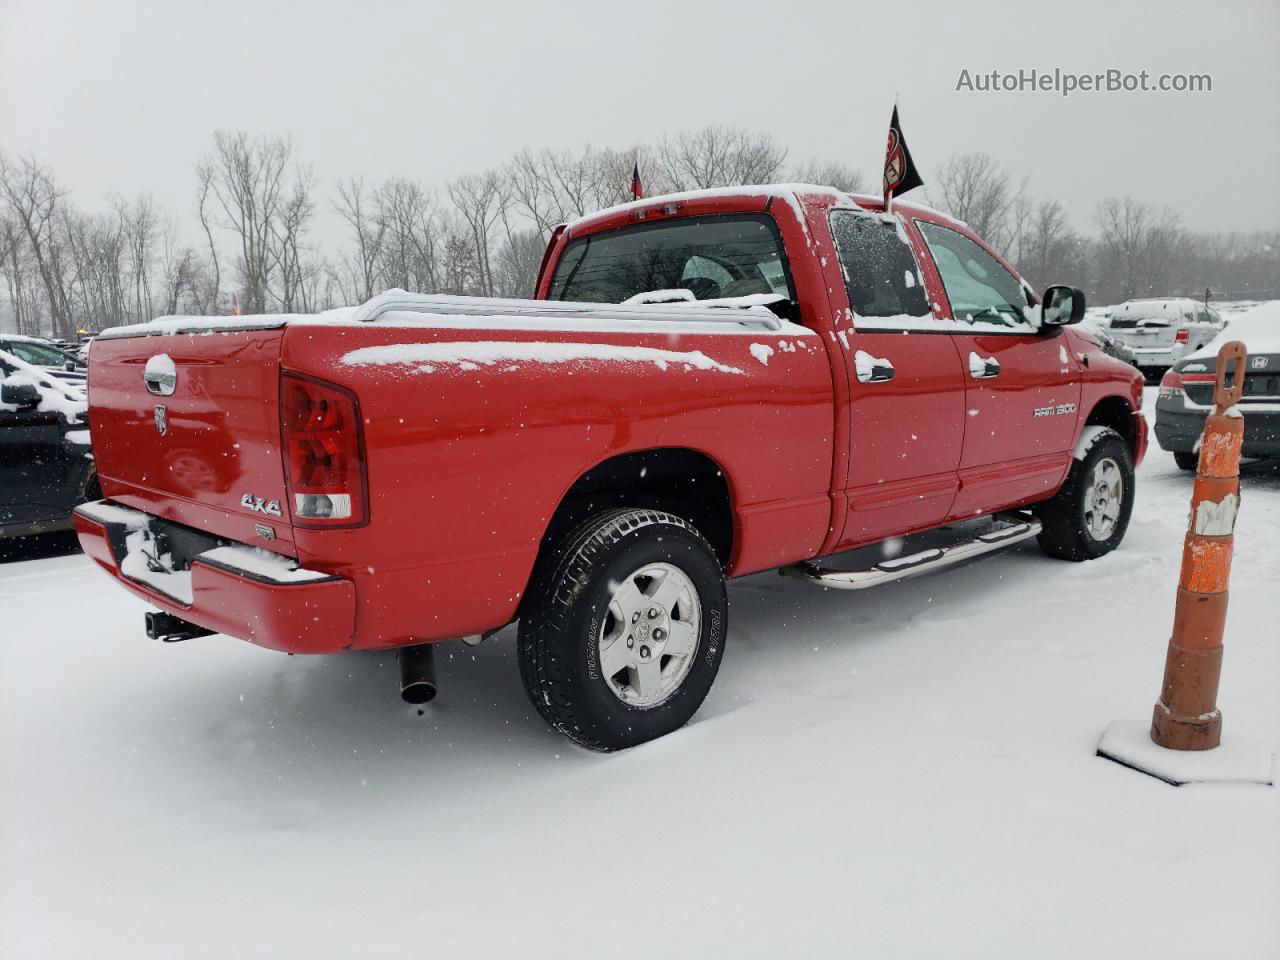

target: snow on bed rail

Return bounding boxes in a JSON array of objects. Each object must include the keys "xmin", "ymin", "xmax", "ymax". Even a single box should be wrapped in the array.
[
  {"xmin": 97, "ymin": 306, "xmax": 358, "ymax": 340},
  {"xmin": 349, "ymin": 290, "xmax": 785, "ymax": 332},
  {"xmin": 341, "ymin": 340, "xmax": 744, "ymax": 374}
]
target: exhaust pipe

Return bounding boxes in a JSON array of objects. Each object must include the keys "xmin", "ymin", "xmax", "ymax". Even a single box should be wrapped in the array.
[{"xmin": 398, "ymin": 643, "xmax": 438, "ymax": 704}]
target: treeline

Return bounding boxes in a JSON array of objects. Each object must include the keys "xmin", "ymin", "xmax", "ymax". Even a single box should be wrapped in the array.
[{"xmin": 1, "ymin": 129, "xmax": 1276, "ymax": 338}]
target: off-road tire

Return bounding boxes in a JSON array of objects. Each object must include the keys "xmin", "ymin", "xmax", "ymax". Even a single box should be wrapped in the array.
[
  {"xmin": 517, "ymin": 509, "xmax": 727, "ymax": 751},
  {"xmin": 1173, "ymin": 450, "xmax": 1199, "ymax": 472},
  {"xmin": 1035, "ymin": 428, "xmax": 1135, "ymax": 561}
]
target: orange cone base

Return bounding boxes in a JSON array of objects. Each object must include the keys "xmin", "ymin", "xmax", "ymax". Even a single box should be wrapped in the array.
[
  {"xmin": 1097, "ymin": 720, "xmax": 1275, "ymax": 786},
  {"xmin": 1151, "ymin": 701, "xmax": 1223, "ymax": 751}
]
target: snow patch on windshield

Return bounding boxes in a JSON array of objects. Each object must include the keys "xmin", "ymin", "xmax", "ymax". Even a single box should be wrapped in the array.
[{"xmin": 341, "ymin": 341, "xmax": 745, "ymax": 375}]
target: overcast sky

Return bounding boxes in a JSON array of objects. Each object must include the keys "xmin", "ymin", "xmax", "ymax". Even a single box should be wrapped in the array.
[{"xmin": 2, "ymin": 0, "xmax": 1277, "ymax": 242}]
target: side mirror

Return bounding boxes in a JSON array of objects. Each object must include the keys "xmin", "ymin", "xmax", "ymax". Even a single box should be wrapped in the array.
[
  {"xmin": 1, "ymin": 382, "xmax": 41, "ymax": 409},
  {"xmin": 1042, "ymin": 284, "xmax": 1086, "ymax": 327}
]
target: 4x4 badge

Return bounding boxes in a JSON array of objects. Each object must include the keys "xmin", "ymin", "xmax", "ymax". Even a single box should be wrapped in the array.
[
  {"xmin": 153, "ymin": 404, "xmax": 168, "ymax": 436},
  {"xmin": 241, "ymin": 493, "xmax": 283, "ymax": 517}
]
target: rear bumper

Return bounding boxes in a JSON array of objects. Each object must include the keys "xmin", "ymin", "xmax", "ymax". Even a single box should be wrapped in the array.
[
  {"xmin": 1154, "ymin": 405, "xmax": 1280, "ymax": 459},
  {"xmin": 1130, "ymin": 348, "xmax": 1175, "ymax": 369},
  {"xmin": 73, "ymin": 500, "xmax": 356, "ymax": 654}
]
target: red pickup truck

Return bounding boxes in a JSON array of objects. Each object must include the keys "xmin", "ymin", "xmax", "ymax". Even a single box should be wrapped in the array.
[{"xmin": 74, "ymin": 185, "xmax": 1146, "ymax": 750}]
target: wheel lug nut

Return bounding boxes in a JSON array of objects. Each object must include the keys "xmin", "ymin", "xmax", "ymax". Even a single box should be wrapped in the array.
[
  {"xmin": 648, "ymin": 607, "xmax": 659, "ymax": 618},
  {"xmin": 639, "ymin": 645, "xmax": 651, "ymax": 660},
  {"xmin": 652, "ymin": 628, "xmax": 666, "ymax": 641},
  {"xmin": 631, "ymin": 612, "xmax": 640, "ymax": 623},
  {"xmin": 627, "ymin": 636, "xmax": 634, "ymax": 648}
]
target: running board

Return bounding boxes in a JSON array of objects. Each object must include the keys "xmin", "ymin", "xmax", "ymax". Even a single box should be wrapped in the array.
[{"xmin": 781, "ymin": 515, "xmax": 1042, "ymax": 591}]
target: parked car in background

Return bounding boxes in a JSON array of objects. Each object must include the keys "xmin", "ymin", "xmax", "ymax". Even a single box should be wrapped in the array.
[
  {"xmin": 1085, "ymin": 326, "xmax": 1140, "ymax": 369},
  {"xmin": 1107, "ymin": 298, "xmax": 1225, "ymax": 380},
  {"xmin": 1155, "ymin": 301, "xmax": 1280, "ymax": 469},
  {"xmin": 0, "ymin": 349, "xmax": 97, "ymax": 539},
  {"xmin": 0, "ymin": 334, "xmax": 88, "ymax": 385}
]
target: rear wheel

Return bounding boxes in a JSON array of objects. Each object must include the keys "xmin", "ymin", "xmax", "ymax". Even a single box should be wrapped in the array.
[
  {"xmin": 1173, "ymin": 450, "xmax": 1199, "ymax": 472},
  {"xmin": 1035, "ymin": 429, "xmax": 1135, "ymax": 561},
  {"xmin": 518, "ymin": 509, "xmax": 727, "ymax": 751}
]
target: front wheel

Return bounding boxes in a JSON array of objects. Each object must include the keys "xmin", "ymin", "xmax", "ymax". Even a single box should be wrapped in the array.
[
  {"xmin": 518, "ymin": 509, "xmax": 728, "ymax": 751},
  {"xmin": 1035, "ymin": 428, "xmax": 1135, "ymax": 561}
]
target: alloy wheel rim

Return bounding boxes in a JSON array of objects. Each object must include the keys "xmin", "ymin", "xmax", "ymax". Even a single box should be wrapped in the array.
[
  {"xmin": 1085, "ymin": 456, "xmax": 1124, "ymax": 541},
  {"xmin": 597, "ymin": 561, "xmax": 701, "ymax": 708}
]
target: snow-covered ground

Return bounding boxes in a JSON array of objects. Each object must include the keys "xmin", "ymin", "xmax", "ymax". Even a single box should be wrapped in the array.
[{"xmin": 2, "ymin": 394, "xmax": 1278, "ymax": 958}]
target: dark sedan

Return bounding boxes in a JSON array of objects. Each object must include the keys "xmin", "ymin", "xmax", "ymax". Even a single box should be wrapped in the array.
[
  {"xmin": 1, "ymin": 353, "xmax": 98, "ymax": 539},
  {"xmin": 1155, "ymin": 320, "xmax": 1280, "ymax": 470}
]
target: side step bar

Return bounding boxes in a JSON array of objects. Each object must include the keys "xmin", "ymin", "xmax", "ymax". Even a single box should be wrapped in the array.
[{"xmin": 781, "ymin": 515, "xmax": 1042, "ymax": 591}]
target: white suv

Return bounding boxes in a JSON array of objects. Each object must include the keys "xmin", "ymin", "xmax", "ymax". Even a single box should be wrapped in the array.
[{"xmin": 1106, "ymin": 298, "xmax": 1225, "ymax": 379}]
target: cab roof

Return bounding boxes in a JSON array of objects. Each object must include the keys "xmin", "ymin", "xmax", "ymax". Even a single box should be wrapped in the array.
[{"xmin": 566, "ymin": 183, "xmax": 962, "ymax": 238}]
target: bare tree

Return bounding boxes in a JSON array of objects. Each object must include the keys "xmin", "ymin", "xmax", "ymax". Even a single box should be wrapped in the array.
[
  {"xmin": 335, "ymin": 176, "xmax": 386, "ymax": 302},
  {"xmin": 374, "ymin": 178, "xmax": 441, "ymax": 292},
  {"xmin": 195, "ymin": 160, "xmax": 222, "ymax": 313},
  {"xmin": 1094, "ymin": 196, "xmax": 1185, "ymax": 301},
  {"xmin": 931, "ymin": 152, "xmax": 1026, "ymax": 254},
  {"xmin": 0, "ymin": 151, "xmax": 75, "ymax": 337},
  {"xmin": 1018, "ymin": 199, "xmax": 1091, "ymax": 289},
  {"xmin": 790, "ymin": 159, "xmax": 867, "ymax": 193},
  {"xmin": 199, "ymin": 130, "xmax": 295, "ymax": 313},
  {"xmin": 270, "ymin": 169, "xmax": 315, "ymax": 312},
  {"xmin": 655, "ymin": 126, "xmax": 788, "ymax": 191},
  {"xmin": 448, "ymin": 171, "xmax": 506, "ymax": 297}
]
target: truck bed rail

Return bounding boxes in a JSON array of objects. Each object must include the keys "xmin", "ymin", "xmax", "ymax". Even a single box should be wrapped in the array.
[{"xmin": 351, "ymin": 290, "xmax": 785, "ymax": 331}]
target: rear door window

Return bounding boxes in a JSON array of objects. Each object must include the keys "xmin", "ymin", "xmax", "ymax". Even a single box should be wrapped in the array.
[
  {"xmin": 548, "ymin": 214, "xmax": 792, "ymax": 304},
  {"xmin": 828, "ymin": 211, "xmax": 929, "ymax": 322}
]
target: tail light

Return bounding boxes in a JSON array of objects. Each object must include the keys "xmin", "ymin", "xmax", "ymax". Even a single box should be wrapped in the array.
[
  {"xmin": 1158, "ymin": 369, "xmax": 1184, "ymax": 400},
  {"xmin": 1175, "ymin": 328, "xmax": 1190, "ymax": 344},
  {"xmin": 281, "ymin": 373, "xmax": 368, "ymax": 527}
]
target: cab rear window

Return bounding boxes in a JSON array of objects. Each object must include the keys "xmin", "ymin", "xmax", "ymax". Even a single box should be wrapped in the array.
[{"xmin": 548, "ymin": 214, "xmax": 791, "ymax": 304}]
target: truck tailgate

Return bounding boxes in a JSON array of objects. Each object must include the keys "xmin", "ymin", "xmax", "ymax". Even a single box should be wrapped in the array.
[{"xmin": 88, "ymin": 329, "xmax": 294, "ymax": 549}]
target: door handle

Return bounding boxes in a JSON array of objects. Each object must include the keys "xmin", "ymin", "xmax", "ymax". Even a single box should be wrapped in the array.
[
  {"xmin": 854, "ymin": 350, "xmax": 895, "ymax": 383},
  {"xmin": 968, "ymin": 352, "xmax": 1000, "ymax": 380}
]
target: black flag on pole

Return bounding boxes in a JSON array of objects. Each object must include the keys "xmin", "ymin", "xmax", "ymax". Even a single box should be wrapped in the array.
[
  {"xmin": 882, "ymin": 105, "xmax": 923, "ymax": 206},
  {"xmin": 631, "ymin": 161, "xmax": 644, "ymax": 201}
]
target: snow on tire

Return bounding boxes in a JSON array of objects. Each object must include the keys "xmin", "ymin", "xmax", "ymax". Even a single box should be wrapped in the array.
[
  {"xmin": 517, "ymin": 508, "xmax": 727, "ymax": 751},
  {"xmin": 1035, "ymin": 427, "xmax": 1135, "ymax": 561}
]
